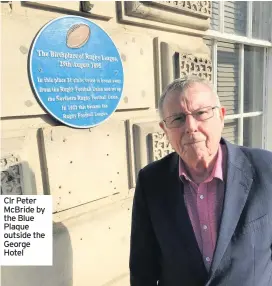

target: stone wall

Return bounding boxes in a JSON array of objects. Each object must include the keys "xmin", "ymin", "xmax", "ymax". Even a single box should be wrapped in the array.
[{"xmin": 0, "ymin": 2, "xmax": 211, "ymax": 285}]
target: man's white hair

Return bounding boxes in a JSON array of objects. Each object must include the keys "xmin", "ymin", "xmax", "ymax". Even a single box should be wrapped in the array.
[{"xmin": 158, "ymin": 75, "xmax": 221, "ymax": 119}]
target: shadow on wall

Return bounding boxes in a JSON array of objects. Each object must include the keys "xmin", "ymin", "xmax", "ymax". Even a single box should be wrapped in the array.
[{"xmin": 1, "ymin": 221, "xmax": 73, "ymax": 286}]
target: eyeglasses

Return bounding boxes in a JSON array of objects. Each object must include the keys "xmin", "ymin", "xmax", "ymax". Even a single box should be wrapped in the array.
[{"xmin": 162, "ymin": 106, "xmax": 219, "ymax": 129}]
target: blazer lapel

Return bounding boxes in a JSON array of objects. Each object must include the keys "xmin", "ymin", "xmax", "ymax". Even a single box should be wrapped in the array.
[{"xmin": 210, "ymin": 141, "xmax": 253, "ymax": 275}]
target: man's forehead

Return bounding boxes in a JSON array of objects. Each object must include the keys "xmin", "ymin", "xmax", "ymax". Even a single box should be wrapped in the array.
[{"xmin": 165, "ymin": 83, "xmax": 214, "ymax": 105}]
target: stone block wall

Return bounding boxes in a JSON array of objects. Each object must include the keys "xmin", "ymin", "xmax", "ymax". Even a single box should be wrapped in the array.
[{"xmin": 1, "ymin": 2, "xmax": 211, "ymax": 285}]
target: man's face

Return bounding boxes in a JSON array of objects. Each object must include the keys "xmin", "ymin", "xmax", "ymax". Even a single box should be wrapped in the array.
[{"xmin": 159, "ymin": 83, "xmax": 226, "ymax": 170}]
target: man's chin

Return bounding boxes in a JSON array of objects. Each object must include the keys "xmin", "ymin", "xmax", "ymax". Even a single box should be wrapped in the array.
[
  {"xmin": 187, "ymin": 143, "xmax": 207, "ymax": 152},
  {"xmin": 185, "ymin": 149, "xmax": 209, "ymax": 162}
]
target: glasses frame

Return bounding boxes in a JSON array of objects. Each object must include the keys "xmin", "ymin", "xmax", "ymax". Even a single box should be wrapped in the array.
[{"xmin": 162, "ymin": 106, "xmax": 220, "ymax": 129}]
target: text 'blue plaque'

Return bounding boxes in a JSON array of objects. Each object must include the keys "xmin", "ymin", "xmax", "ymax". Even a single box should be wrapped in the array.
[{"xmin": 29, "ymin": 16, "xmax": 124, "ymax": 128}]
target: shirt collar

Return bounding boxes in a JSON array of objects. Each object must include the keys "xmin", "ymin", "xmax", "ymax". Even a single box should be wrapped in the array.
[{"xmin": 179, "ymin": 144, "xmax": 224, "ymax": 184}]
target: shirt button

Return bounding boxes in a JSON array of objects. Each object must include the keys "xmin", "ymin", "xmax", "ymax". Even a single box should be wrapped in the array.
[
  {"xmin": 206, "ymin": 257, "xmax": 211, "ymax": 262},
  {"xmin": 203, "ymin": 225, "xmax": 208, "ymax": 230},
  {"xmin": 200, "ymin": 195, "xmax": 204, "ymax": 199}
]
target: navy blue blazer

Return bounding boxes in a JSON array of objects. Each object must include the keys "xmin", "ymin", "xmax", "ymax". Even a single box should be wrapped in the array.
[{"xmin": 129, "ymin": 138, "xmax": 272, "ymax": 286}]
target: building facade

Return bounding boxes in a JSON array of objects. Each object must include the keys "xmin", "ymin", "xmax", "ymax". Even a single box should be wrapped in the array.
[{"xmin": 1, "ymin": 1, "xmax": 272, "ymax": 286}]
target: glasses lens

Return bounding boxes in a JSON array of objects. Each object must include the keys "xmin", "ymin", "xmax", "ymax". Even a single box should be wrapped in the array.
[
  {"xmin": 194, "ymin": 107, "xmax": 213, "ymax": 121},
  {"xmin": 168, "ymin": 114, "xmax": 186, "ymax": 128}
]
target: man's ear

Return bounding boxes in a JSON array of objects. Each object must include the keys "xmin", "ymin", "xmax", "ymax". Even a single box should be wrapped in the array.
[
  {"xmin": 159, "ymin": 121, "xmax": 169, "ymax": 140},
  {"xmin": 220, "ymin": 107, "xmax": 226, "ymax": 119},
  {"xmin": 219, "ymin": 107, "xmax": 226, "ymax": 129},
  {"xmin": 159, "ymin": 121, "xmax": 165, "ymax": 132}
]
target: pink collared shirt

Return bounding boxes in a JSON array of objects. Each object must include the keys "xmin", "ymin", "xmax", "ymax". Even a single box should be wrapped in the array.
[{"xmin": 179, "ymin": 144, "xmax": 227, "ymax": 271}]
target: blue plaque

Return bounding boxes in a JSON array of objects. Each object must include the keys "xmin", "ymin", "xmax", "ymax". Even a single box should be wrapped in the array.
[{"xmin": 29, "ymin": 16, "xmax": 124, "ymax": 128}]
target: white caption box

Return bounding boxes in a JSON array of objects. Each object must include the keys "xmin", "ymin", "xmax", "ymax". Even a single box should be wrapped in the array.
[{"xmin": 0, "ymin": 195, "xmax": 52, "ymax": 266}]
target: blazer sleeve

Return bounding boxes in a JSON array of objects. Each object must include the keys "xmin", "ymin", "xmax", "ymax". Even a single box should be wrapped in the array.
[{"xmin": 129, "ymin": 169, "xmax": 160, "ymax": 286}]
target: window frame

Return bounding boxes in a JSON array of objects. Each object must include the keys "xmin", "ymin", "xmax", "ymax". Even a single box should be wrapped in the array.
[{"xmin": 206, "ymin": 1, "xmax": 271, "ymax": 148}]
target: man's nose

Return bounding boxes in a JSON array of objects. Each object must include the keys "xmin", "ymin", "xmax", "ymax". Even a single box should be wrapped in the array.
[{"xmin": 185, "ymin": 114, "xmax": 198, "ymax": 133}]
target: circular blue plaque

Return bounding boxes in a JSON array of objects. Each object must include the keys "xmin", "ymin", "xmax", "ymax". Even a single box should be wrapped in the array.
[{"xmin": 29, "ymin": 16, "xmax": 124, "ymax": 128}]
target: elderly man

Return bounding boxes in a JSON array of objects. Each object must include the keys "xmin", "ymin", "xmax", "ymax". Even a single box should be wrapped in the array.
[{"xmin": 129, "ymin": 76, "xmax": 272, "ymax": 286}]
